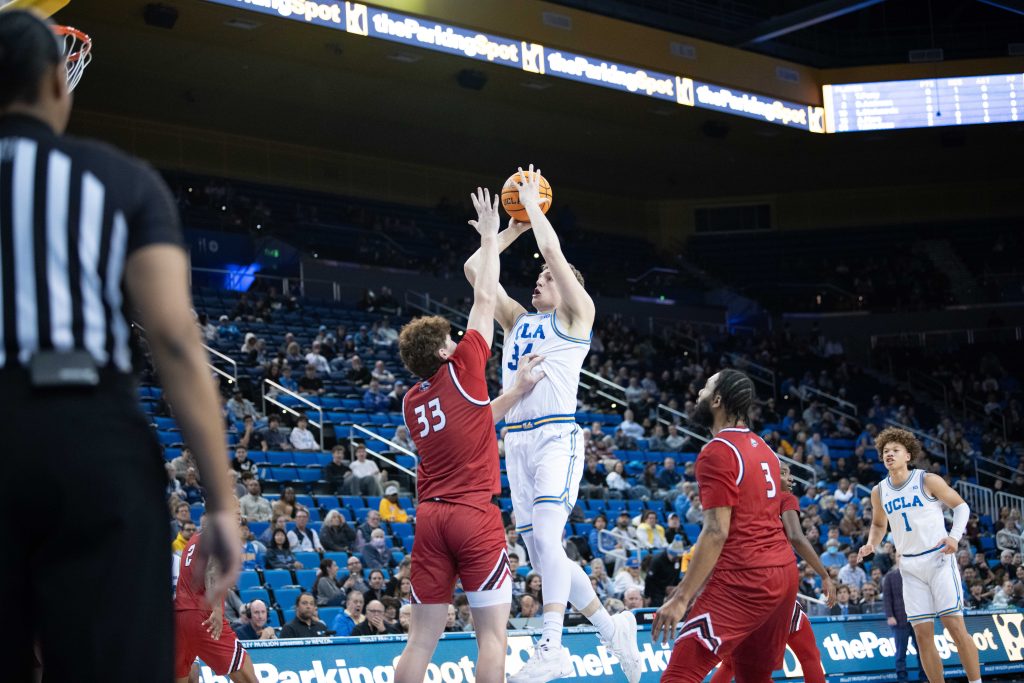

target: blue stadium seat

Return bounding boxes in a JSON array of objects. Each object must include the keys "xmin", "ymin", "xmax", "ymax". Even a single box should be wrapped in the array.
[
  {"xmin": 324, "ymin": 551, "xmax": 348, "ymax": 566},
  {"xmin": 268, "ymin": 610, "xmax": 283, "ymax": 628},
  {"xmin": 683, "ymin": 523, "xmax": 701, "ymax": 541},
  {"xmin": 294, "ymin": 494, "xmax": 315, "ymax": 509},
  {"xmin": 237, "ymin": 571, "xmax": 263, "ymax": 592},
  {"xmin": 365, "ymin": 496, "xmax": 383, "ymax": 509},
  {"xmin": 262, "ymin": 570, "xmax": 294, "ymax": 590},
  {"xmin": 315, "ymin": 495, "xmax": 340, "ymax": 509},
  {"xmin": 163, "ymin": 447, "xmax": 182, "ymax": 462},
  {"xmin": 318, "ymin": 606, "xmax": 342, "ymax": 626},
  {"xmin": 293, "ymin": 452, "xmax": 320, "ymax": 467},
  {"xmin": 266, "ymin": 453, "xmax": 294, "ymax": 466},
  {"xmin": 282, "ymin": 607, "xmax": 296, "ymax": 624},
  {"xmin": 297, "ymin": 469, "xmax": 321, "ymax": 483},
  {"xmin": 274, "ymin": 587, "xmax": 302, "ymax": 608},
  {"xmin": 294, "ymin": 568, "xmax": 318, "ymax": 590},
  {"xmin": 355, "ymin": 507, "xmax": 374, "ymax": 522},
  {"xmin": 341, "ymin": 496, "xmax": 364, "ymax": 509},
  {"xmin": 294, "ymin": 552, "xmax": 320, "ymax": 569},
  {"xmin": 240, "ymin": 587, "xmax": 269, "ymax": 605},
  {"xmin": 156, "ymin": 431, "xmax": 181, "ymax": 446},
  {"xmin": 401, "ymin": 535, "xmax": 415, "ymax": 551},
  {"xmin": 189, "ymin": 505, "xmax": 204, "ymax": 524},
  {"xmin": 573, "ymin": 523, "xmax": 594, "ymax": 536},
  {"xmin": 153, "ymin": 416, "xmax": 178, "ymax": 430},
  {"xmin": 391, "ymin": 550, "xmax": 405, "ymax": 564},
  {"xmin": 390, "ymin": 522, "xmax": 413, "ymax": 537}
]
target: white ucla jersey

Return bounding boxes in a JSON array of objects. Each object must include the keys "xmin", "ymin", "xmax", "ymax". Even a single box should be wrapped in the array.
[
  {"xmin": 501, "ymin": 310, "xmax": 590, "ymax": 424},
  {"xmin": 878, "ymin": 469, "xmax": 949, "ymax": 556}
]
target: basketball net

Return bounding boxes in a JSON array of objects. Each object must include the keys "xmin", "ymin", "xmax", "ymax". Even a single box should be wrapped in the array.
[{"xmin": 52, "ymin": 24, "xmax": 92, "ymax": 91}]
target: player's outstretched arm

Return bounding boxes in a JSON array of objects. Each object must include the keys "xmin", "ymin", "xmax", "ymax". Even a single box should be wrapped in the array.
[
  {"xmin": 465, "ymin": 187, "xmax": 502, "ymax": 348},
  {"xmin": 463, "ymin": 217, "xmax": 529, "ymax": 333},
  {"xmin": 782, "ymin": 509, "xmax": 837, "ymax": 607},
  {"xmin": 125, "ymin": 244, "xmax": 239, "ymax": 604},
  {"xmin": 858, "ymin": 486, "xmax": 888, "ymax": 562},
  {"xmin": 923, "ymin": 473, "xmax": 970, "ymax": 553},
  {"xmin": 516, "ymin": 164, "xmax": 595, "ymax": 333},
  {"xmin": 651, "ymin": 506, "xmax": 731, "ymax": 644},
  {"xmin": 490, "ymin": 354, "xmax": 546, "ymax": 424}
]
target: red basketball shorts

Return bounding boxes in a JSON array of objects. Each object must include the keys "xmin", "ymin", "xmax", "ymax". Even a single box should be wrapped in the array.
[
  {"xmin": 664, "ymin": 564, "xmax": 798, "ymax": 683},
  {"xmin": 174, "ymin": 610, "xmax": 247, "ymax": 678},
  {"xmin": 410, "ymin": 500, "xmax": 509, "ymax": 604}
]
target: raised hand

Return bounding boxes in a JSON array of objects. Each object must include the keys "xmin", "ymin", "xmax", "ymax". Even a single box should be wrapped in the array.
[
  {"xmin": 507, "ymin": 216, "xmax": 532, "ymax": 234},
  {"xmin": 468, "ymin": 187, "xmax": 500, "ymax": 238},
  {"xmin": 856, "ymin": 543, "xmax": 874, "ymax": 564},
  {"xmin": 515, "ymin": 164, "xmax": 549, "ymax": 209}
]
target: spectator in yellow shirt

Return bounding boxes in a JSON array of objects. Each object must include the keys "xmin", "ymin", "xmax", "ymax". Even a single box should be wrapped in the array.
[
  {"xmin": 172, "ymin": 521, "xmax": 197, "ymax": 553},
  {"xmin": 379, "ymin": 485, "xmax": 411, "ymax": 523}
]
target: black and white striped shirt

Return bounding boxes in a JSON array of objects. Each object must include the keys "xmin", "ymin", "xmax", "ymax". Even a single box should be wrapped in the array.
[{"xmin": 0, "ymin": 114, "xmax": 183, "ymax": 372}]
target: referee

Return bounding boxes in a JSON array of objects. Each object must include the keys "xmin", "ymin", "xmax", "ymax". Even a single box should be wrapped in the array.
[{"xmin": 1, "ymin": 12, "xmax": 239, "ymax": 683}]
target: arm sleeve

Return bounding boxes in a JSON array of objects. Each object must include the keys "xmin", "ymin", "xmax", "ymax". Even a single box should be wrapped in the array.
[
  {"xmin": 695, "ymin": 442, "xmax": 740, "ymax": 510},
  {"xmin": 126, "ymin": 162, "xmax": 185, "ymax": 254},
  {"xmin": 949, "ymin": 502, "xmax": 970, "ymax": 541}
]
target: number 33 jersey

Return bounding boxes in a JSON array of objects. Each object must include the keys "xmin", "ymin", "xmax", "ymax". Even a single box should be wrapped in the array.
[
  {"xmin": 403, "ymin": 329, "xmax": 500, "ymax": 512},
  {"xmin": 500, "ymin": 311, "xmax": 590, "ymax": 425},
  {"xmin": 696, "ymin": 428, "xmax": 794, "ymax": 570}
]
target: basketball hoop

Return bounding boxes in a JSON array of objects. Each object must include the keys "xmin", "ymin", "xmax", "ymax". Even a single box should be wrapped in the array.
[{"xmin": 52, "ymin": 24, "xmax": 92, "ymax": 92}]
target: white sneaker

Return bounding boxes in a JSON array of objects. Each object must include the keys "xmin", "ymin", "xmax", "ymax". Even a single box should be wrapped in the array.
[
  {"xmin": 507, "ymin": 642, "xmax": 573, "ymax": 683},
  {"xmin": 600, "ymin": 611, "xmax": 643, "ymax": 683}
]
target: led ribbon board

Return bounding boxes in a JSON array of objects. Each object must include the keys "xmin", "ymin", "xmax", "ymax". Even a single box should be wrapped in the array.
[
  {"xmin": 202, "ymin": 0, "xmax": 823, "ymax": 132},
  {"xmin": 823, "ymin": 73, "xmax": 1023, "ymax": 132}
]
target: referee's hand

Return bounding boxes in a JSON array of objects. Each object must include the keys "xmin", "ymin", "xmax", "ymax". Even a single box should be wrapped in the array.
[{"xmin": 192, "ymin": 510, "xmax": 242, "ymax": 607}]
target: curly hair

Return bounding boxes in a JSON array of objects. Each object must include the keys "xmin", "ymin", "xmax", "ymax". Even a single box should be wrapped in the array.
[
  {"xmin": 874, "ymin": 427, "xmax": 924, "ymax": 465},
  {"xmin": 398, "ymin": 315, "xmax": 451, "ymax": 379},
  {"xmin": 541, "ymin": 262, "xmax": 585, "ymax": 287}
]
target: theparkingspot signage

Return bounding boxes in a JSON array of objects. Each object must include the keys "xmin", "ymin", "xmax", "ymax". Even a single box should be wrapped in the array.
[
  {"xmin": 200, "ymin": 0, "xmax": 824, "ymax": 132},
  {"xmin": 194, "ymin": 611, "xmax": 1024, "ymax": 682}
]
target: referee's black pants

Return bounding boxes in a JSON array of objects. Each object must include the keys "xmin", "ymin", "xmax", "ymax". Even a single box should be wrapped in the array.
[{"xmin": 0, "ymin": 369, "xmax": 172, "ymax": 683}]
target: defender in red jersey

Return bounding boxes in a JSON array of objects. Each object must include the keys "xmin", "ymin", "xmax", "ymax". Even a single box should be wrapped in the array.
[
  {"xmin": 174, "ymin": 529, "xmax": 258, "ymax": 683},
  {"xmin": 653, "ymin": 370, "xmax": 799, "ymax": 683},
  {"xmin": 394, "ymin": 187, "xmax": 546, "ymax": 683},
  {"xmin": 711, "ymin": 465, "xmax": 836, "ymax": 683}
]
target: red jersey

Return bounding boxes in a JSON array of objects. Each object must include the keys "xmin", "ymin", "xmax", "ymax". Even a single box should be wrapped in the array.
[
  {"xmin": 696, "ymin": 427, "xmax": 793, "ymax": 571},
  {"xmin": 403, "ymin": 329, "xmax": 498, "ymax": 512},
  {"xmin": 779, "ymin": 491, "xmax": 800, "ymax": 515},
  {"xmin": 174, "ymin": 533, "xmax": 216, "ymax": 612}
]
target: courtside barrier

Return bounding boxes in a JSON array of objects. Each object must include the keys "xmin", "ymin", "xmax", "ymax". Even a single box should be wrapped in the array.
[{"xmin": 196, "ymin": 610, "xmax": 1024, "ymax": 682}]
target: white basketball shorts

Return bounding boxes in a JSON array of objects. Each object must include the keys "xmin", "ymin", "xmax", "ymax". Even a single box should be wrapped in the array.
[
  {"xmin": 504, "ymin": 419, "xmax": 584, "ymax": 536},
  {"xmin": 900, "ymin": 547, "xmax": 964, "ymax": 624}
]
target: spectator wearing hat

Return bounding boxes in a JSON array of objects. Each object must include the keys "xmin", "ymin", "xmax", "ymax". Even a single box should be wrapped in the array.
[
  {"xmin": 645, "ymin": 539, "xmax": 685, "ymax": 607},
  {"xmin": 362, "ymin": 380, "xmax": 391, "ymax": 413},
  {"xmin": 226, "ymin": 388, "xmax": 259, "ymax": 422},
  {"xmin": 387, "ymin": 381, "xmax": 409, "ymax": 412},
  {"xmin": 379, "ymin": 485, "xmax": 410, "ymax": 523},
  {"xmin": 613, "ymin": 557, "xmax": 645, "ymax": 598}
]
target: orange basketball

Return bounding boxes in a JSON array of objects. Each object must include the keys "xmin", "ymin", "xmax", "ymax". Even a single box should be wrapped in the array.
[{"xmin": 501, "ymin": 170, "xmax": 553, "ymax": 222}]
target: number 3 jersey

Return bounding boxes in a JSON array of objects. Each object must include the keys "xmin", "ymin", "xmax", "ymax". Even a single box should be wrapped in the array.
[
  {"xmin": 696, "ymin": 428, "xmax": 794, "ymax": 571},
  {"xmin": 403, "ymin": 329, "xmax": 500, "ymax": 512},
  {"xmin": 878, "ymin": 468, "xmax": 948, "ymax": 556},
  {"xmin": 500, "ymin": 311, "xmax": 590, "ymax": 424}
]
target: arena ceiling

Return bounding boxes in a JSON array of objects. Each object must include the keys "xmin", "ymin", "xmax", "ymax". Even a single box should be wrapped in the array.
[
  {"xmin": 548, "ymin": 0, "xmax": 1024, "ymax": 67},
  {"xmin": 54, "ymin": 0, "xmax": 1024, "ymax": 200}
]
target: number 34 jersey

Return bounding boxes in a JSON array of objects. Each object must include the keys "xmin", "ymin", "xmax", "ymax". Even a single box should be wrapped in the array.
[
  {"xmin": 403, "ymin": 329, "xmax": 500, "ymax": 512},
  {"xmin": 696, "ymin": 428, "xmax": 794, "ymax": 571},
  {"xmin": 500, "ymin": 311, "xmax": 590, "ymax": 425}
]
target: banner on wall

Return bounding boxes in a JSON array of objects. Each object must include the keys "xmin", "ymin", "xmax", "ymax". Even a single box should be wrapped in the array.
[{"xmin": 196, "ymin": 611, "xmax": 1024, "ymax": 682}]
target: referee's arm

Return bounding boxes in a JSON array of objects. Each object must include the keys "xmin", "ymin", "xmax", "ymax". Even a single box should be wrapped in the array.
[{"xmin": 124, "ymin": 180, "xmax": 240, "ymax": 602}]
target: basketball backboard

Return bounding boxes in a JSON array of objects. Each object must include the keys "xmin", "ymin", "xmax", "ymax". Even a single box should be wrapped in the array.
[{"xmin": 0, "ymin": 0, "xmax": 70, "ymax": 17}]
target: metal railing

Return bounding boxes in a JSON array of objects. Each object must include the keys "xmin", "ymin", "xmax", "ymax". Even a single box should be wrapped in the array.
[
  {"xmin": 725, "ymin": 352, "xmax": 777, "ymax": 400},
  {"xmin": 203, "ymin": 342, "xmax": 238, "ymax": 384},
  {"xmin": 349, "ymin": 424, "xmax": 419, "ymax": 481},
  {"xmin": 134, "ymin": 321, "xmax": 237, "ymax": 385},
  {"xmin": 261, "ymin": 379, "xmax": 324, "ymax": 451},
  {"xmin": 800, "ymin": 385, "xmax": 858, "ymax": 417},
  {"xmin": 996, "ymin": 492, "xmax": 1024, "ymax": 518},
  {"xmin": 955, "ymin": 480, "xmax": 997, "ymax": 520},
  {"xmin": 976, "ymin": 455, "xmax": 1017, "ymax": 485}
]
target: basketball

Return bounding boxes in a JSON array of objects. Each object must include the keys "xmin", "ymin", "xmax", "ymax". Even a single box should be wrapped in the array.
[{"xmin": 501, "ymin": 170, "xmax": 553, "ymax": 222}]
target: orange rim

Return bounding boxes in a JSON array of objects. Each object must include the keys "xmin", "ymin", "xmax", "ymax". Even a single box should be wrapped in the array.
[{"xmin": 52, "ymin": 25, "xmax": 92, "ymax": 63}]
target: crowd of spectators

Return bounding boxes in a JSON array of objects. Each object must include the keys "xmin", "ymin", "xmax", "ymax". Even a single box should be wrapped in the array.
[{"xmin": 158, "ymin": 283, "xmax": 1024, "ymax": 639}]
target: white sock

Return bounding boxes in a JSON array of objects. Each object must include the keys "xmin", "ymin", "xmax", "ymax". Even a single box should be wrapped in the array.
[
  {"xmin": 968, "ymin": 679, "xmax": 982, "ymax": 683},
  {"xmin": 541, "ymin": 611, "xmax": 563, "ymax": 649},
  {"xmin": 588, "ymin": 606, "xmax": 616, "ymax": 641},
  {"xmin": 521, "ymin": 531, "xmax": 539, "ymax": 571}
]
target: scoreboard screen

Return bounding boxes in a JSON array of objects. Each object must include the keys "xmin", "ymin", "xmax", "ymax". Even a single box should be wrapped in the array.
[{"xmin": 823, "ymin": 73, "xmax": 1023, "ymax": 132}]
